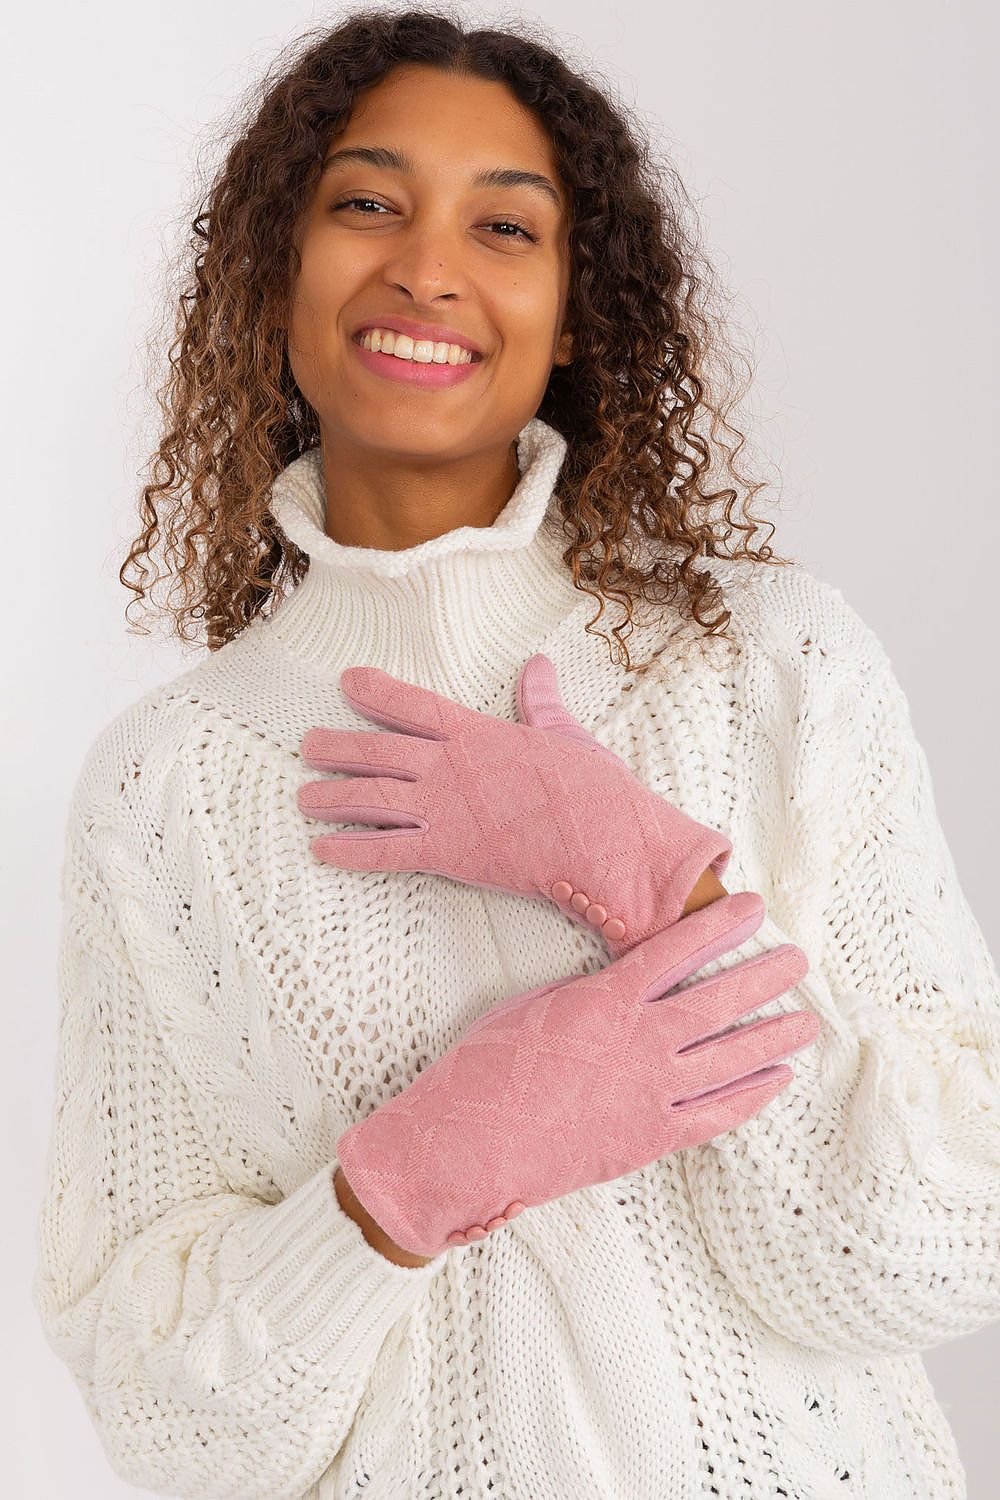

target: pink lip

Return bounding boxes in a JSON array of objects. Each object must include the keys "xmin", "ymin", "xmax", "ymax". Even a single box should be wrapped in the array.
[{"xmin": 350, "ymin": 334, "xmax": 484, "ymax": 387}]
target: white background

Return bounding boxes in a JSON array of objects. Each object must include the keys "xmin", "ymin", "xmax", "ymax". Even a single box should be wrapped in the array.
[{"xmin": 5, "ymin": 1, "xmax": 998, "ymax": 1493}]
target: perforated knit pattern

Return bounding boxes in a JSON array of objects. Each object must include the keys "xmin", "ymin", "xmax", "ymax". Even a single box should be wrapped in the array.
[{"xmin": 33, "ymin": 416, "xmax": 999, "ymax": 1498}]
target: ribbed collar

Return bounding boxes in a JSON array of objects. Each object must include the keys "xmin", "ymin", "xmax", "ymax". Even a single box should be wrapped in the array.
[{"xmin": 263, "ymin": 416, "xmax": 589, "ymax": 688}]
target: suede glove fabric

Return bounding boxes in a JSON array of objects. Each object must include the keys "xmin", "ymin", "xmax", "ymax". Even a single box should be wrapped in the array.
[
  {"xmin": 335, "ymin": 889, "xmax": 818, "ymax": 1259},
  {"xmin": 299, "ymin": 653, "xmax": 732, "ymax": 960}
]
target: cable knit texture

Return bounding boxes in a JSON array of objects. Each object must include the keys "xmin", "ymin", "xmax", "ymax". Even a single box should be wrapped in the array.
[{"xmin": 33, "ymin": 415, "xmax": 1000, "ymax": 1498}]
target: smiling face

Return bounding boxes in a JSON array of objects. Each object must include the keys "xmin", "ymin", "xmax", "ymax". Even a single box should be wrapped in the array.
[{"xmin": 286, "ymin": 63, "xmax": 574, "ymax": 462}]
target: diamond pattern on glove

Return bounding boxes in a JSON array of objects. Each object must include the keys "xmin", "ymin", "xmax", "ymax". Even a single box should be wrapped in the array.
[
  {"xmin": 299, "ymin": 654, "xmax": 733, "ymax": 958},
  {"xmin": 336, "ymin": 891, "xmax": 818, "ymax": 1258}
]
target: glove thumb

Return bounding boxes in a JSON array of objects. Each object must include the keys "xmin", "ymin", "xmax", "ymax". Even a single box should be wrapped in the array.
[{"xmin": 515, "ymin": 653, "xmax": 608, "ymax": 753}]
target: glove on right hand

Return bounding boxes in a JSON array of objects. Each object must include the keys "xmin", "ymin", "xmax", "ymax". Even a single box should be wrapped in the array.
[{"xmin": 336, "ymin": 890, "xmax": 819, "ymax": 1260}]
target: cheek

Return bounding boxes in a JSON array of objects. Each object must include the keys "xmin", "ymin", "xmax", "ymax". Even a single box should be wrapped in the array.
[
  {"xmin": 294, "ymin": 221, "xmax": 372, "ymax": 301},
  {"xmin": 286, "ymin": 265, "xmax": 355, "ymax": 363},
  {"xmin": 496, "ymin": 272, "xmax": 565, "ymax": 351},
  {"xmin": 504, "ymin": 323, "xmax": 565, "ymax": 372},
  {"xmin": 285, "ymin": 292, "xmax": 324, "ymax": 376}
]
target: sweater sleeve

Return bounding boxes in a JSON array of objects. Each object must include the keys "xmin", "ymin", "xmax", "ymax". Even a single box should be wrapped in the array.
[
  {"xmin": 32, "ymin": 800, "xmax": 445, "ymax": 1500},
  {"xmin": 681, "ymin": 581, "xmax": 1000, "ymax": 1358}
]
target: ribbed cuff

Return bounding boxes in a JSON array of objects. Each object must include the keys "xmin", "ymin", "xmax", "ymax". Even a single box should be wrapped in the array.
[{"xmin": 221, "ymin": 1160, "xmax": 447, "ymax": 1366}]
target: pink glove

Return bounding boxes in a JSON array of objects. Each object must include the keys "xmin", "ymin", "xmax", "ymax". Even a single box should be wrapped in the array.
[
  {"xmin": 299, "ymin": 654, "xmax": 732, "ymax": 960},
  {"xmin": 336, "ymin": 889, "xmax": 818, "ymax": 1259}
]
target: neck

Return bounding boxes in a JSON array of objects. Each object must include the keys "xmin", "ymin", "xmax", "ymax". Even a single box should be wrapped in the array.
[
  {"xmin": 316, "ymin": 432, "xmax": 523, "ymax": 552},
  {"xmin": 262, "ymin": 416, "xmax": 590, "ymax": 697}
]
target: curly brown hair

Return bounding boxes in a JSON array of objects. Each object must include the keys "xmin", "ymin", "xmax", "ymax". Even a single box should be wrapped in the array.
[{"xmin": 121, "ymin": 4, "xmax": 795, "ymax": 678}]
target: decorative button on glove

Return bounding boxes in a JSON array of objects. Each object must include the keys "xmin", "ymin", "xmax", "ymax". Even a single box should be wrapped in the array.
[
  {"xmin": 298, "ymin": 654, "xmax": 732, "ymax": 960},
  {"xmin": 335, "ymin": 890, "xmax": 818, "ymax": 1260}
]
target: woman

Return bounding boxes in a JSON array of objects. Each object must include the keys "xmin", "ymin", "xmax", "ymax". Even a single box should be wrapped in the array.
[{"xmin": 32, "ymin": 9, "xmax": 999, "ymax": 1498}]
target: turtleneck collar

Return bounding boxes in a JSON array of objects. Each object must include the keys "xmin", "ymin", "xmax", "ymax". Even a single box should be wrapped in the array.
[{"xmin": 262, "ymin": 416, "xmax": 590, "ymax": 689}]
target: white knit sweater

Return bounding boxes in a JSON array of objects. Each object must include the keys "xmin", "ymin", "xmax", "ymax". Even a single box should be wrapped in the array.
[{"xmin": 33, "ymin": 416, "xmax": 1000, "ymax": 1499}]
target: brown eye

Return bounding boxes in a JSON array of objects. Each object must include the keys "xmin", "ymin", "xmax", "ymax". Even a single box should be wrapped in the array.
[
  {"xmin": 485, "ymin": 220, "xmax": 536, "ymax": 242},
  {"xmin": 332, "ymin": 196, "xmax": 389, "ymax": 216},
  {"xmin": 331, "ymin": 198, "xmax": 536, "ymax": 242}
]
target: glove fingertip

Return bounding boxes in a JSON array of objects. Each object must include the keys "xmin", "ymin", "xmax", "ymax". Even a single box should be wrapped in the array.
[{"xmin": 340, "ymin": 664, "xmax": 378, "ymax": 695}]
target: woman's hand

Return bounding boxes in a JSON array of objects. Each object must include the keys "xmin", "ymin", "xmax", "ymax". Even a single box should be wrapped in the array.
[
  {"xmin": 335, "ymin": 890, "xmax": 816, "ymax": 1260},
  {"xmin": 298, "ymin": 654, "xmax": 733, "ymax": 960},
  {"xmin": 683, "ymin": 865, "xmax": 728, "ymax": 914}
]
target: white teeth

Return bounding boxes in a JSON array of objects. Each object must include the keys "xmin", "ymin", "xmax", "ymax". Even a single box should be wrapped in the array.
[{"xmin": 358, "ymin": 328, "xmax": 476, "ymax": 364}]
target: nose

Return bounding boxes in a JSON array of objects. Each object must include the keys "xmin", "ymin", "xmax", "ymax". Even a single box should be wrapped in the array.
[{"xmin": 376, "ymin": 216, "xmax": 472, "ymax": 304}]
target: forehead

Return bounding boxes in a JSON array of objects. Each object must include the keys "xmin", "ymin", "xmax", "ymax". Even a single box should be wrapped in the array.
[{"xmin": 327, "ymin": 64, "xmax": 566, "ymax": 206}]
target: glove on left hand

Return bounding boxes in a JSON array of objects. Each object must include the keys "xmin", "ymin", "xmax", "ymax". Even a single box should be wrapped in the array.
[{"xmin": 298, "ymin": 653, "xmax": 731, "ymax": 960}]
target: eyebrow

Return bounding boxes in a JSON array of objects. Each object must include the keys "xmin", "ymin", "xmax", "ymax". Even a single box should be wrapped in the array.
[{"xmin": 320, "ymin": 145, "xmax": 563, "ymax": 211}]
